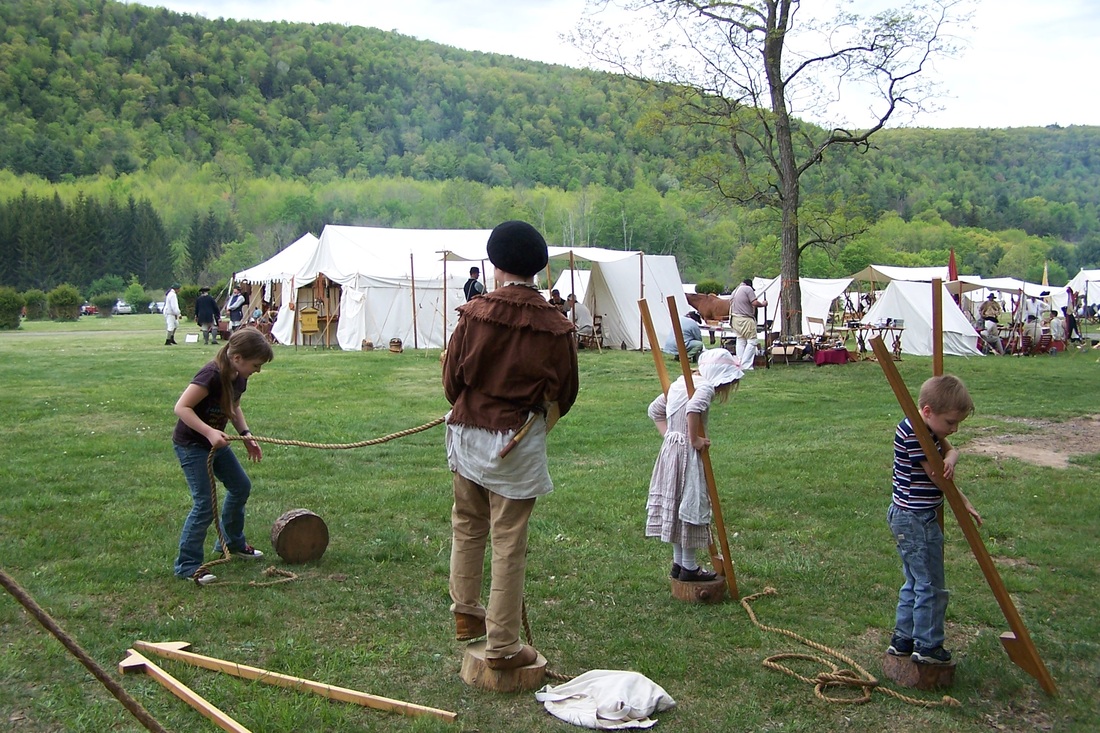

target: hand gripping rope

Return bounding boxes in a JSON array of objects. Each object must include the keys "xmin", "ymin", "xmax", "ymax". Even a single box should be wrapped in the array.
[{"xmin": 193, "ymin": 416, "xmax": 446, "ymax": 586}]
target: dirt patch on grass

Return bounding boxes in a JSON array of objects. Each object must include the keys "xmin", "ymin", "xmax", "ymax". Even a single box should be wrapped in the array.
[{"xmin": 964, "ymin": 414, "xmax": 1100, "ymax": 469}]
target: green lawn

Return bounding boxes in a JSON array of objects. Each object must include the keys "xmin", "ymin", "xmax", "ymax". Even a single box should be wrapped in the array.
[{"xmin": 1, "ymin": 316, "xmax": 1097, "ymax": 732}]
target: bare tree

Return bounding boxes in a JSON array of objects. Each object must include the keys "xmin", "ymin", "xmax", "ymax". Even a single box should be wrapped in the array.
[{"xmin": 571, "ymin": 0, "xmax": 972, "ymax": 335}]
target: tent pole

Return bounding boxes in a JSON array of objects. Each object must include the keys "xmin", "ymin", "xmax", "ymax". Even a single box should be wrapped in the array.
[
  {"xmin": 639, "ymin": 252, "xmax": 644, "ymax": 351},
  {"xmin": 568, "ymin": 251, "xmax": 577, "ymax": 327},
  {"xmin": 442, "ymin": 254, "xmax": 448, "ymax": 349},
  {"xmin": 410, "ymin": 253, "xmax": 419, "ymax": 350},
  {"xmin": 932, "ymin": 278, "xmax": 944, "ymax": 376}
]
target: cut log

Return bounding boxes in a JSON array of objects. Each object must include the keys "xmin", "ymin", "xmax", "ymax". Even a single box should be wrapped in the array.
[
  {"xmin": 271, "ymin": 508, "xmax": 329, "ymax": 564},
  {"xmin": 670, "ymin": 576, "xmax": 726, "ymax": 604},
  {"xmin": 881, "ymin": 653, "xmax": 956, "ymax": 690},
  {"xmin": 459, "ymin": 641, "xmax": 547, "ymax": 692}
]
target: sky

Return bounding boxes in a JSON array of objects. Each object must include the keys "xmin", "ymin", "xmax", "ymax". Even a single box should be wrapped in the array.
[{"xmin": 144, "ymin": 0, "xmax": 1100, "ymax": 130}]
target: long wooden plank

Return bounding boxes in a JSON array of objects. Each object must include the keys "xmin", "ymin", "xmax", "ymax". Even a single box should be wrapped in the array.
[
  {"xmin": 120, "ymin": 649, "xmax": 252, "ymax": 733},
  {"xmin": 869, "ymin": 336, "xmax": 1056, "ymax": 695},
  {"xmin": 134, "ymin": 641, "xmax": 458, "ymax": 722},
  {"xmin": 666, "ymin": 296, "xmax": 739, "ymax": 599}
]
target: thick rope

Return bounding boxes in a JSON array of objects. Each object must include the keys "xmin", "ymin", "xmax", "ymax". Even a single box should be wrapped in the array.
[
  {"xmin": 193, "ymin": 416, "xmax": 446, "ymax": 585},
  {"xmin": 741, "ymin": 587, "xmax": 961, "ymax": 708},
  {"xmin": 0, "ymin": 568, "xmax": 170, "ymax": 733}
]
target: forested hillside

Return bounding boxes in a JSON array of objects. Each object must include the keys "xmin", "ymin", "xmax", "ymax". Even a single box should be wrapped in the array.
[{"xmin": 1, "ymin": 0, "xmax": 1098, "ymax": 297}]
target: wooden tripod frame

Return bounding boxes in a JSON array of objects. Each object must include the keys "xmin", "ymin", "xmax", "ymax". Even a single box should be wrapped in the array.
[
  {"xmin": 638, "ymin": 297, "xmax": 739, "ymax": 599},
  {"xmin": 870, "ymin": 336, "xmax": 1056, "ymax": 695}
]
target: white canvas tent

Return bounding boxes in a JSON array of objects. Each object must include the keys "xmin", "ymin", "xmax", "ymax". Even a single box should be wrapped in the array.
[
  {"xmin": 235, "ymin": 226, "xmax": 493, "ymax": 350},
  {"xmin": 237, "ymin": 227, "xmax": 688, "ymax": 351},
  {"xmin": 235, "ymin": 232, "xmax": 319, "ymax": 285},
  {"xmin": 850, "ymin": 264, "xmax": 950, "ymax": 286},
  {"xmin": 452, "ymin": 247, "xmax": 688, "ymax": 351},
  {"xmin": 552, "ymin": 269, "xmax": 590, "ymax": 302},
  {"xmin": 862, "ymin": 280, "xmax": 982, "ymax": 357},
  {"xmin": 753, "ymin": 276, "xmax": 852, "ymax": 335},
  {"xmin": 1068, "ymin": 269, "xmax": 1100, "ymax": 308},
  {"xmin": 956, "ymin": 276, "xmax": 1068, "ymax": 322}
]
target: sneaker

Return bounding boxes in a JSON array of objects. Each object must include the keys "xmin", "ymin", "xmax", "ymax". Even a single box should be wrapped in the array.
[
  {"xmin": 886, "ymin": 635, "xmax": 914, "ymax": 656},
  {"xmin": 231, "ymin": 545, "xmax": 264, "ymax": 560},
  {"xmin": 911, "ymin": 646, "xmax": 952, "ymax": 665},
  {"xmin": 195, "ymin": 573, "xmax": 217, "ymax": 586}
]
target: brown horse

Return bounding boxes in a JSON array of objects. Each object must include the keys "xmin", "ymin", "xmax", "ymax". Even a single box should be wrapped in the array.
[{"xmin": 686, "ymin": 293, "xmax": 732, "ymax": 323}]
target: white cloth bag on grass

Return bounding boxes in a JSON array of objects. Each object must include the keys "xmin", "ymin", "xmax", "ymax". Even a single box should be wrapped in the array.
[{"xmin": 535, "ymin": 669, "xmax": 676, "ymax": 729}]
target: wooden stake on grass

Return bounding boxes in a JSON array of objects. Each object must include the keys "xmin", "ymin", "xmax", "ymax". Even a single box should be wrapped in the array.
[
  {"xmin": 120, "ymin": 650, "xmax": 252, "ymax": 733},
  {"xmin": 133, "ymin": 641, "xmax": 458, "ymax": 723},
  {"xmin": 870, "ymin": 336, "xmax": 1057, "ymax": 695}
]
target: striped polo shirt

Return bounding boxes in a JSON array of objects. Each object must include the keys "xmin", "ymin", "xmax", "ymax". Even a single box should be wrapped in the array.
[{"xmin": 892, "ymin": 417, "xmax": 944, "ymax": 510}]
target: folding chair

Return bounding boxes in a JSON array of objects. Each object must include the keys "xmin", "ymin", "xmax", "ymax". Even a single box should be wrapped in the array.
[{"xmin": 578, "ymin": 315, "xmax": 604, "ymax": 352}]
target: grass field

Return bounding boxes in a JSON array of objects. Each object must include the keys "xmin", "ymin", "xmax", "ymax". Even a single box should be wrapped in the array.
[{"xmin": 1, "ymin": 315, "xmax": 1098, "ymax": 732}]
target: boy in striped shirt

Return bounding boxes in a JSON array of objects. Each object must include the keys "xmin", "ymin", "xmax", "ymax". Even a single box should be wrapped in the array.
[{"xmin": 886, "ymin": 375, "xmax": 983, "ymax": 665}]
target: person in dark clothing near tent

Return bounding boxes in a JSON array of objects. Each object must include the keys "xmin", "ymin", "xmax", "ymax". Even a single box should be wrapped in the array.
[
  {"xmin": 195, "ymin": 287, "xmax": 220, "ymax": 345},
  {"xmin": 464, "ymin": 267, "xmax": 486, "ymax": 301}
]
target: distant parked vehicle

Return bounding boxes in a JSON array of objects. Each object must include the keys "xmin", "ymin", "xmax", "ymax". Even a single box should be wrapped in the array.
[
  {"xmin": 113, "ymin": 300, "xmax": 134, "ymax": 315},
  {"xmin": 149, "ymin": 301, "xmax": 165, "ymax": 313},
  {"xmin": 81, "ymin": 302, "xmax": 98, "ymax": 316}
]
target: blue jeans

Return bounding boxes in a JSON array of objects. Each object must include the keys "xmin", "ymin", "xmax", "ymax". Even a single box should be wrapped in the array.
[
  {"xmin": 887, "ymin": 504, "xmax": 948, "ymax": 650},
  {"xmin": 174, "ymin": 443, "xmax": 252, "ymax": 578}
]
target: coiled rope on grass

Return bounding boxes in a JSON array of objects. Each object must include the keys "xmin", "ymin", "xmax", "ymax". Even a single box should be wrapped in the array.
[
  {"xmin": 193, "ymin": 416, "xmax": 446, "ymax": 586},
  {"xmin": 740, "ymin": 586, "xmax": 961, "ymax": 708}
]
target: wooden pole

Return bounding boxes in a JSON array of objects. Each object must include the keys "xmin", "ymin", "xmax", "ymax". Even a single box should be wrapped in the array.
[
  {"xmin": 639, "ymin": 252, "xmax": 645, "ymax": 351},
  {"xmin": 442, "ymin": 253, "xmax": 448, "ymax": 349},
  {"xmin": 869, "ymin": 337, "xmax": 1057, "ymax": 695},
  {"xmin": 666, "ymin": 295, "xmax": 739, "ymax": 599},
  {"xmin": 410, "ymin": 253, "xmax": 419, "ymax": 350},
  {"xmin": 120, "ymin": 650, "xmax": 251, "ymax": 733},
  {"xmin": 638, "ymin": 299, "xmax": 670, "ymax": 391},
  {"xmin": 932, "ymin": 278, "xmax": 944, "ymax": 376},
  {"xmin": 133, "ymin": 641, "xmax": 458, "ymax": 722}
]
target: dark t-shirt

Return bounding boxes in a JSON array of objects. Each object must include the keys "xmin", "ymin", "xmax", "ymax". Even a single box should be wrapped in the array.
[{"xmin": 172, "ymin": 362, "xmax": 246, "ymax": 448}]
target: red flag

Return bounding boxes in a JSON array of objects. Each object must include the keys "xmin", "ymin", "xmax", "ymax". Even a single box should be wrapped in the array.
[{"xmin": 948, "ymin": 249, "xmax": 958, "ymax": 281}]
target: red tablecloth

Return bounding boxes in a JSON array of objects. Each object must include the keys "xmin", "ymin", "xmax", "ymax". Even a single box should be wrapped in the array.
[{"xmin": 814, "ymin": 348, "xmax": 851, "ymax": 366}]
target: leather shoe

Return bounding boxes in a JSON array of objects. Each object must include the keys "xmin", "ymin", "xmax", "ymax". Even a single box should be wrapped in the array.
[
  {"xmin": 454, "ymin": 612, "xmax": 486, "ymax": 641},
  {"xmin": 677, "ymin": 566, "xmax": 718, "ymax": 582},
  {"xmin": 485, "ymin": 645, "xmax": 538, "ymax": 670}
]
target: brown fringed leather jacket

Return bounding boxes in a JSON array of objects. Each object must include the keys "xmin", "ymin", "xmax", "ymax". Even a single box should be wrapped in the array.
[{"xmin": 444, "ymin": 284, "xmax": 579, "ymax": 433}]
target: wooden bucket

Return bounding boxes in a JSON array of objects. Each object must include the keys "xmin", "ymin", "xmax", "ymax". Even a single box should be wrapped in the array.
[{"xmin": 271, "ymin": 509, "xmax": 329, "ymax": 564}]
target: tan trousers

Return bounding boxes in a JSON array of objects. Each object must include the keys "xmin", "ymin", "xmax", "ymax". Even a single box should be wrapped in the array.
[{"xmin": 449, "ymin": 472, "xmax": 536, "ymax": 659}]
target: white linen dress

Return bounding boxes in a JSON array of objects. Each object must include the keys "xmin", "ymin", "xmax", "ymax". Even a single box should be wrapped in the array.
[{"xmin": 644, "ymin": 378, "xmax": 714, "ymax": 550}]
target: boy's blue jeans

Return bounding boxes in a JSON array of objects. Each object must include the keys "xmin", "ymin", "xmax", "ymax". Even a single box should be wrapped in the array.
[
  {"xmin": 887, "ymin": 504, "xmax": 948, "ymax": 650},
  {"xmin": 174, "ymin": 443, "xmax": 252, "ymax": 578}
]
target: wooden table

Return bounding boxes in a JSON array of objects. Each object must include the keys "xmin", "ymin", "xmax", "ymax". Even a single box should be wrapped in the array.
[{"xmin": 857, "ymin": 325, "xmax": 904, "ymax": 360}]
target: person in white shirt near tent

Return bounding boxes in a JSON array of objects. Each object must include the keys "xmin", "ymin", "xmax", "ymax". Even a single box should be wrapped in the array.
[{"xmin": 728, "ymin": 279, "xmax": 766, "ymax": 370}]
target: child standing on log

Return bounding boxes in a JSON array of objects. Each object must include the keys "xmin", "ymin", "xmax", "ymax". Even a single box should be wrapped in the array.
[
  {"xmin": 172, "ymin": 328, "xmax": 273, "ymax": 585},
  {"xmin": 886, "ymin": 374, "xmax": 982, "ymax": 664},
  {"xmin": 645, "ymin": 348, "xmax": 743, "ymax": 582},
  {"xmin": 444, "ymin": 221, "xmax": 579, "ymax": 670}
]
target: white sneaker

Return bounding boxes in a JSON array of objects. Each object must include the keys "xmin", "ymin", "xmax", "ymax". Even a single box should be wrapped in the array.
[{"xmin": 195, "ymin": 573, "xmax": 217, "ymax": 586}]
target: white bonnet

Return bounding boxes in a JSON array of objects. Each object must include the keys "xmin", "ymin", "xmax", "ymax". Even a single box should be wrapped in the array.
[{"xmin": 698, "ymin": 348, "xmax": 744, "ymax": 387}]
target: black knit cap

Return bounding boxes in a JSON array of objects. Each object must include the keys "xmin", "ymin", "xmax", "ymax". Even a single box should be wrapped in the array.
[{"xmin": 486, "ymin": 220, "xmax": 548, "ymax": 278}]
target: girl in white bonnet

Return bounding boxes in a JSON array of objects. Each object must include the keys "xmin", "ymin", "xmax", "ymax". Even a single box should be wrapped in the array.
[{"xmin": 644, "ymin": 348, "xmax": 743, "ymax": 581}]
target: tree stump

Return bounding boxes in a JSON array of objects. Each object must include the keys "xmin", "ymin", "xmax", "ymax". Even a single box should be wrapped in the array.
[
  {"xmin": 271, "ymin": 509, "xmax": 329, "ymax": 564},
  {"xmin": 459, "ymin": 641, "xmax": 547, "ymax": 692},
  {"xmin": 670, "ymin": 576, "xmax": 726, "ymax": 604},
  {"xmin": 881, "ymin": 653, "xmax": 956, "ymax": 690}
]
